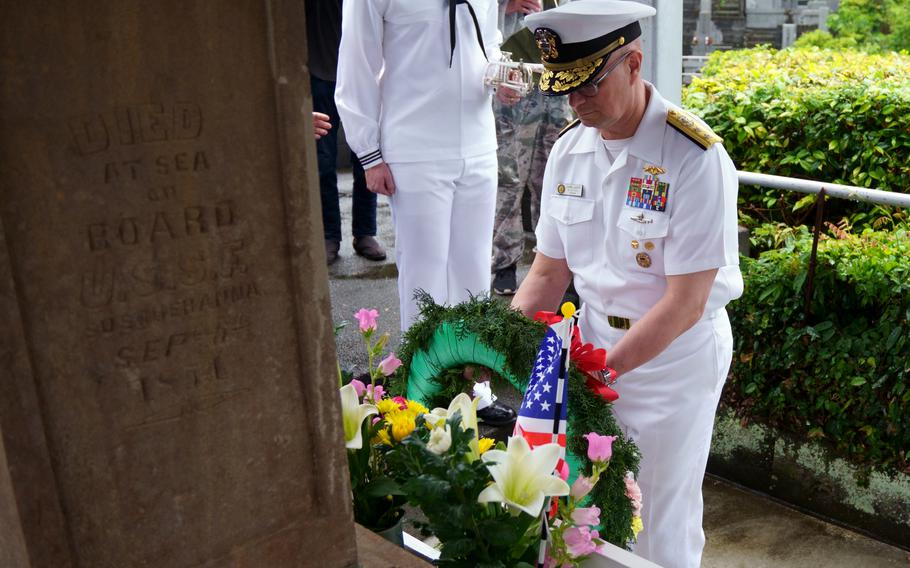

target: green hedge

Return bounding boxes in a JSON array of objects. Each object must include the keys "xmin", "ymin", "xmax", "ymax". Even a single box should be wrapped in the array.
[
  {"xmin": 726, "ymin": 225, "xmax": 910, "ymax": 476},
  {"xmin": 683, "ymin": 47, "xmax": 910, "ymax": 227}
]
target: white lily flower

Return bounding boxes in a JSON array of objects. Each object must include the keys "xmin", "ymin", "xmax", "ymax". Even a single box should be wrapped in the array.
[
  {"xmin": 423, "ymin": 407, "xmax": 449, "ymax": 429},
  {"xmin": 446, "ymin": 393, "xmax": 481, "ymax": 460},
  {"xmin": 477, "ymin": 436, "xmax": 570, "ymax": 517},
  {"xmin": 339, "ymin": 383, "xmax": 378, "ymax": 449},
  {"xmin": 427, "ymin": 424, "xmax": 453, "ymax": 454}
]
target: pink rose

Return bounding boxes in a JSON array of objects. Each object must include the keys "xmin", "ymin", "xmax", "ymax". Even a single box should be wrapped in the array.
[
  {"xmin": 354, "ymin": 308, "xmax": 379, "ymax": 332},
  {"xmin": 377, "ymin": 352, "xmax": 402, "ymax": 376},
  {"xmin": 570, "ymin": 475, "xmax": 594, "ymax": 499},
  {"xmin": 563, "ymin": 525, "xmax": 599, "ymax": 557},
  {"xmin": 392, "ymin": 396, "xmax": 408, "ymax": 410},
  {"xmin": 571, "ymin": 506, "xmax": 601, "ymax": 527},
  {"xmin": 350, "ymin": 379, "xmax": 366, "ymax": 398},
  {"xmin": 583, "ymin": 433, "xmax": 616, "ymax": 463},
  {"xmin": 624, "ymin": 473, "xmax": 643, "ymax": 516}
]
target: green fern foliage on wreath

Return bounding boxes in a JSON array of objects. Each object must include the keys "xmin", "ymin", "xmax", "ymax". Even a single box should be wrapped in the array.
[{"xmin": 389, "ymin": 292, "xmax": 642, "ymax": 547}]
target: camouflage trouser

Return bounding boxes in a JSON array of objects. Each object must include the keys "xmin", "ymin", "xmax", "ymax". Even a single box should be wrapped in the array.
[{"xmin": 492, "ymin": 89, "xmax": 572, "ymax": 272}]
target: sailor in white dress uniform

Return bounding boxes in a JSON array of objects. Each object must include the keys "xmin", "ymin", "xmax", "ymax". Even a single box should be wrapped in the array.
[{"xmin": 336, "ymin": 0, "xmax": 502, "ymax": 331}]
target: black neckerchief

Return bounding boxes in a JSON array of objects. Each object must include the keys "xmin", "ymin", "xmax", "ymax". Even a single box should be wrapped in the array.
[{"xmin": 449, "ymin": 0, "xmax": 487, "ymax": 67}]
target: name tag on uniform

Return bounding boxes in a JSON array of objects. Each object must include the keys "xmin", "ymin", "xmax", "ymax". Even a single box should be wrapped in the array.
[{"xmin": 556, "ymin": 183, "xmax": 584, "ymax": 197}]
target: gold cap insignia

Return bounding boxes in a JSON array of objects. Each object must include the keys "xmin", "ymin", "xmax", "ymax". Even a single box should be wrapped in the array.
[{"xmin": 535, "ymin": 28, "xmax": 559, "ymax": 62}]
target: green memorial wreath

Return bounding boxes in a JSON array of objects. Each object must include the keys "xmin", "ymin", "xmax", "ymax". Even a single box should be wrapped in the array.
[{"xmin": 390, "ymin": 292, "xmax": 642, "ymax": 547}]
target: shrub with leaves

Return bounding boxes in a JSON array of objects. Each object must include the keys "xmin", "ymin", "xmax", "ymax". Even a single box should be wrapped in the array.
[
  {"xmin": 727, "ymin": 224, "xmax": 910, "ymax": 476},
  {"xmin": 683, "ymin": 46, "xmax": 910, "ymax": 228},
  {"xmin": 827, "ymin": 0, "xmax": 910, "ymax": 53}
]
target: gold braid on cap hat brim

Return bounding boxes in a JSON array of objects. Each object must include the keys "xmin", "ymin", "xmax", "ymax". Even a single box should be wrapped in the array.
[{"xmin": 539, "ymin": 37, "xmax": 625, "ymax": 94}]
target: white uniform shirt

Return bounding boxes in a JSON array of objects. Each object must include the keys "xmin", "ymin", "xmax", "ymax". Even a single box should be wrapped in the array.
[
  {"xmin": 535, "ymin": 84, "xmax": 743, "ymax": 342},
  {"xmin": 336, "ymin": 0, "xmax": 501, "ymax": 167}
]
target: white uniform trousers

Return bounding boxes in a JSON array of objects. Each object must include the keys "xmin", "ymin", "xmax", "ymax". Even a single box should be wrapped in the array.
[
  {"xmin": 602, "ymin": 309, "xmax": 733, "ymax": 568},
  {"xmin": 388, "ymin": 152, "xmax": 497, "ymax": 330}
]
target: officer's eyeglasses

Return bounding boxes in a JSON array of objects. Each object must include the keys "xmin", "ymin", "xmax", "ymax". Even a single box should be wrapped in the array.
[{"xmin": 575, "ymin": 51, "xmax": 633, "ymax": 98}]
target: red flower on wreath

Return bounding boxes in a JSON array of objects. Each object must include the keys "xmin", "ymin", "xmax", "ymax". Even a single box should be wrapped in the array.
[{"xmin": 534, "ymin": 311, "xmax": 619, "ymax": 403}]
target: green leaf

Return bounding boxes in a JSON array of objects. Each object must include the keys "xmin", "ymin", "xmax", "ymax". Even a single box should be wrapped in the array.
[
  {"xmin": 850, "ymin": 377, "xmax": 867, "ymax": 387},
  {"xmin": 363, "ymin": 477, "xmax": 405, "ymax": 498}
]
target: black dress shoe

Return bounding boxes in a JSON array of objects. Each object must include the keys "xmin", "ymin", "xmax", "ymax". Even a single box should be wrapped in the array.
[
  {"xmin": 476, "ymin": 400, "xmax": 517, "ymax": 427},
  {"xmin": 325, "ymin": 239, "xmax": 340, "ymax": 265},
  {"xmin": 353, "ymin": 235, "xmax": 387, "ymax": 261}
]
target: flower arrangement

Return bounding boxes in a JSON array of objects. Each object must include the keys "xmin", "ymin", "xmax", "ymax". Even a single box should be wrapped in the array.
[
  {"xmin": 338, "ymin": 308, "xmax": 420, "ymax": 531},
  {"xmin": 384, "ymin": 393, "xmax": 562, "ymax": 566},
  {"xmin": 339, "ymin": 302, "xmax": 645, "ymax": 566},
  {"xmin": 384, "ymin": 395, "xmax": 641, "ymax": 567}
]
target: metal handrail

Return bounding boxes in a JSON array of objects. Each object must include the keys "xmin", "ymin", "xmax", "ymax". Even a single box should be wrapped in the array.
[{"xmin": 737, "ymin": 171, "xmax": 910, "ymax": 208}]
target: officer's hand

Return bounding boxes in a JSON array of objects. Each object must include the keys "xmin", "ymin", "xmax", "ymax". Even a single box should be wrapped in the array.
[
  {"xmin": 496, "ymin": 86, "xmax": 521, "ymax": 106},
  {"xmin": 365, "ymin": 163, "xmax": 396, "ymax": 196},
  {"xmin": 313, "ymin": 112, "xmax": 332, "ymax": 140},
  {"xmin": 506, "ymin": 0, "xmax": 541, "ymax": 15}
]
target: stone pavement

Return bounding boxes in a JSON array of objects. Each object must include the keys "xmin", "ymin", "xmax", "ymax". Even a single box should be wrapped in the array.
[{"xmin": 327, "ymin": 171, "xmax": 910, "ymax": 567}]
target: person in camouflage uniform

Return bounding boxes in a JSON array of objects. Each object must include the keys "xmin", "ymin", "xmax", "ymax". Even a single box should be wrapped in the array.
[{"xmin": 492, "ymin": 0, "xmax": 573, "ymax": 295}]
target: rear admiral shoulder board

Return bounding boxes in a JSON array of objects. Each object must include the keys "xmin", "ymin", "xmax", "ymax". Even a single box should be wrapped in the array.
[
  {"xmin": 667, "ymin": 108, "xmax": 721, "ymax": 150},
  {"xmin": 557, "ymin": 118, "xmax": 581, "ymax": 139}
]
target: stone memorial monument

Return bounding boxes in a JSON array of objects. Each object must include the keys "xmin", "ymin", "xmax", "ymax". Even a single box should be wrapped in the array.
[{"xmin": 0, "ymin": 1, "xmax": 372, "ymax": 566}]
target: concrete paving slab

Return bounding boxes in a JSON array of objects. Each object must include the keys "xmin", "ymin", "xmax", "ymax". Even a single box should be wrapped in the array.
[{"xmin": 702, "ymin": 477, "xmax": 909, "ymax": 567}]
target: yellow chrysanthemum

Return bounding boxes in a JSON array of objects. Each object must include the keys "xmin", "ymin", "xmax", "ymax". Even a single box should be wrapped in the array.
[
  {"xmin": 389, "ymin": 413, "xmax": 416, "ymax": 441},
  {"xmin": 631, "ymin": 516, "xmax": 643, "ymax": 538},
  {"xmin": 376, "ymin": 398, "xmax": 400, "ymax": 416},
  {"xmin": 373, "ymin": 428, "xmax": 392, "ymax": 446},
  {"xmin": 478, "ymin": 437, "xmax": 495, "ymax": 455},
  {"xmin": 405, "ymin": 399, "xmax": 429, "ymax": 415}
]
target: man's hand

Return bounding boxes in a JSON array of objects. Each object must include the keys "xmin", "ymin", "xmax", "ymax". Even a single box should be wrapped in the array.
[
  {"xmin": 313, "ymin": 112, "xmax": 332, "ymax": 139},
  {"xmin": 511, "ymin": 252, "xmax": 573, "ymax": 318},
  {"xmin": 505, "ymin": 0, "xmax": 541, "ymax": 15},
  {"xmin": 496, "ymin": 85, "xmax": 522, "ymax": 106},
  {"xmin": 365, "ymin": 163, "xmax": 396, "ymax": 196}
]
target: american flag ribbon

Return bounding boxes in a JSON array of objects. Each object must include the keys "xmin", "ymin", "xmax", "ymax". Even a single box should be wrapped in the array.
[
  {"xmin": 516, "ymin": 314, "xmax": 575, "ymax": 568},
  {"xmin": 514, "ymin": 317, "xmax": 573, "ymax": 461}
]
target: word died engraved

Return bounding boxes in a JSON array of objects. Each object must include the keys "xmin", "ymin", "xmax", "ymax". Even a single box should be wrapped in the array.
[
  {"xmin": 86, "ymin": 200, "xmax": 235, "ymax": 252},
  {"xmin": 85, "ymin": 280, "xmax": 262, "ymax": 338},
  {"xmin": 80, "ymin": 239, "xmax": 249, "ymax": 308},
  {"xmin": 69, "ymin": 102, "xmax": 203, "ymax": 156},
  {"xmin": 103, "ymin": 150, "xmax": 210, "ymax": 183}
]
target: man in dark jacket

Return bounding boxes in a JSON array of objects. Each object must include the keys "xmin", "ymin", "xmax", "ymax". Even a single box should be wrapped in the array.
[{"xmin": 307, "ymin": 0, "xmax": 386, "ymax": 265}]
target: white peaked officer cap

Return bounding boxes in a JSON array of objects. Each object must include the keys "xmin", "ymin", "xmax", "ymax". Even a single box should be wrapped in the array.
[{"xmin": 523, "ymin": 0, "xmax": 656, "ymax": 95}]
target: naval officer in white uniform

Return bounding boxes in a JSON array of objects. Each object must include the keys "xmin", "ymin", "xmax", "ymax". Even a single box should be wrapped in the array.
[
  {"xmin": 512, "ymin": 2, "xmax": 743, "ymax": 566},
  {"xmin": 336, "ymin": 0, "xmax": 503, "ymax": 331}
]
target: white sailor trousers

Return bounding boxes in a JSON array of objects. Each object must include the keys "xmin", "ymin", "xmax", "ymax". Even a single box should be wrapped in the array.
[
  {"xmin": 388, "ymin": 152, "xmax": 497, "ymax": 330},
  {"xmin": 608, "ymin": 309, "xmax": 733, "ymax": 568}
]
